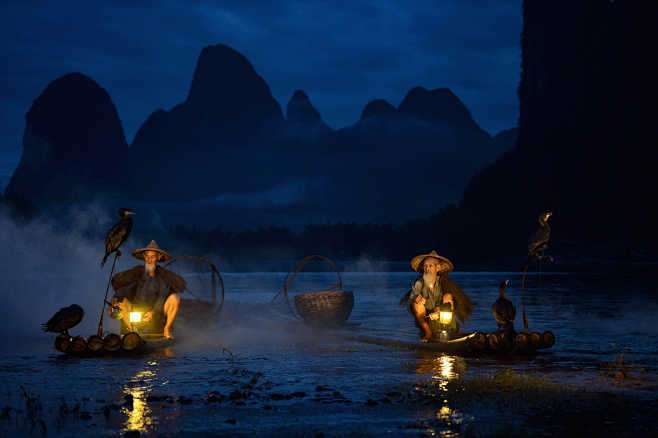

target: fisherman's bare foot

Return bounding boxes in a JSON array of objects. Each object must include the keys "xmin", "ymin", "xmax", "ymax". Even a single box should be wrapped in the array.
[
  {"xmin": 420, "ymin": 336, "xmax": 430, "ymax": 343},
  {"xmin": 164, "ymin": 327, "xmax": 174, "ymax": 339}
]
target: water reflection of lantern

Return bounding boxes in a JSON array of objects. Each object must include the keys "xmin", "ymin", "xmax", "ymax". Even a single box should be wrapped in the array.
[
  {"xmin": 123, "ymin": 369, "xmax": 156, "ymax": 432},
  {"xmin": 121, "ymin": 362, "xmax": 180, "ymax": 435},
  {"xmin": 430, "ymin": 355, "xmax": 457, "ymax": 392},
  {"xmin": 438, "ymin": 355, "xmax": 455, "ymax": 380},
  {"xmin": 414, "ymin": 354, "xmax": 470, "ymax": 433},
  {"xmin": 437, "ymin": 405, "xmax": 452, "ymax": 420}
]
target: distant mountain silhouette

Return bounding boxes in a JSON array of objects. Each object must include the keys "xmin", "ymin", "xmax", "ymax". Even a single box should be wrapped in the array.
[
  {"xmin": 360, "ymin": 99, "xmax": 398, "ymax": 120},
  {"xmin": 3, "ymin": 45, "xmax": 517, "ymax": 227},
  {"xmin": 119, "ymin": 45, "xmax": 515, "ymax": 224},
  {"xmin": 124, "ymin": 44, "xmax": 288, "ymax": 201},
  {"xmin": 398, "ymin": 87, "xmax": 482, "ymax": 131},
  {"xmin": 4, "ymin": 72, "xmax": 128, "ymax": 207},
  {"xmin": 306, "ymin": 86, "xmax": 502, "ymax": 223},
  {"xmin": 285, "ymin": 90, "xmax": 332, "ymax": 140}
]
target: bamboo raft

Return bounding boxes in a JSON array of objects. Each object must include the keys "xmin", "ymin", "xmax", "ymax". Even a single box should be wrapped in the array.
[
  {"xmin": 341, "ymin": 330, "xmax": 555, "ymax": 355},
  {"xmin": 51, "ymin": 255, "xmax": 224, "ymax": 357},
  {"xmin": 54, "ymin": 332, "xmax": 175, "ymax": 357}
]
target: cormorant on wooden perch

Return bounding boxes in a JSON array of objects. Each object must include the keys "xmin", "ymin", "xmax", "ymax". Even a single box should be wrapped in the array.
[
  {"xmin": 492, "ymin": 280, "xmax": 515, "ymax": 331},
  {"xmin": 527, "ymin": 211, "xmax": 554, "ymax": 264},
  {"xmin": 42, "ymin": 304, "xmax": 84, "ymax": 336},
  {"xmin": 520, "ymin": 211, "xmax": 554, "ymax": 332},
  {"xmin": 101, "ymin": 208, "xmax": 135, "ymax": 267}
]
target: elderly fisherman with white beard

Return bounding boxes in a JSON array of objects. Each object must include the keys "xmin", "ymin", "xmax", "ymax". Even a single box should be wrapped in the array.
[
  {"xmin": 109, "ymin": 240, "xmax": 185, "ymax": 339},
  {"xmin": 408, "ymin": 250, "xmax": 473, "ymax": 342}
]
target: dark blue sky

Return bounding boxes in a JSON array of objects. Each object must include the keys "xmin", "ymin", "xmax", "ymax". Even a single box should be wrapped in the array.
[{"xmin": 0, "ymin": 0, "xmax": 521, "ymax": 188}]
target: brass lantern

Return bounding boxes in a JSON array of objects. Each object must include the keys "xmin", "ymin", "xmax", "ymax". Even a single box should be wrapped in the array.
[{"xmin": 439, "ymin": 303, "xmax": 453, "ymax": 327}]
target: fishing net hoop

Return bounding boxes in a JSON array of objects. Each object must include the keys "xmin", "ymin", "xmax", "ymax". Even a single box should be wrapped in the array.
[{"xmin": 164, "ymin": 255, "xmax": 225, "ymax": 316}]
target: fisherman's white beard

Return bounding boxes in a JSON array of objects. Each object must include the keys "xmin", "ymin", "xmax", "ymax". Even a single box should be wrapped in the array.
[
  {"xmin": 145, "ymin": 263, "xmax": 156, "ymax": 275},
  {"xmin": 423, "ymin": 273, "xmax": 436, "ymax": 288}
]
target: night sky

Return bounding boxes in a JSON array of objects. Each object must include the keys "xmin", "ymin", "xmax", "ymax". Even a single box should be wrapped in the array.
[{"xmin": 0, "ymin": 0, "xmax": 521, "ymax": 189}]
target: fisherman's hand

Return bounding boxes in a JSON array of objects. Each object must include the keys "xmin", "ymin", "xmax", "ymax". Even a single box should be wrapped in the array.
[
  {"xmin": 414, "ymin": 295, "xmax": 426, "ymax": 306},
  {"xmin": 144, "ymin": 311, "xmax": 153, "ymax": 322},
  {"xmin": 428, "ymin": 312, "xmax": 439, "ymax": 321},
  {"xmin": 108, "ymin": 298, "xmax": 118, "ymax": 314}
]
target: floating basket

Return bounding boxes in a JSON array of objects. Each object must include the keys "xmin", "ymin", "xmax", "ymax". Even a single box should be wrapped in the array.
[
  {"xmin": 279, "ymin": 255, "xmax": 354, "ymax": 326},
  {"xmin": 294, "ymin": 289, "xmax": 354, "ymax": 326}
]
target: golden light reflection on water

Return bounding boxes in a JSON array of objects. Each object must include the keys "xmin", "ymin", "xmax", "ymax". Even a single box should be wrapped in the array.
[
  {"xmin": 438, "ymin": 405, "xmax": 452, "ymax": 418},
  {"xmin": 415, "ymin": 354, "xmax": 464, "ymax": 392},
  {"xmin": 413, "ymin": 353, "xmax": 470, "ymax": 435},
  {"xmin": 122, "ymin": 368, "xmax": 156, "ymax": 432}
]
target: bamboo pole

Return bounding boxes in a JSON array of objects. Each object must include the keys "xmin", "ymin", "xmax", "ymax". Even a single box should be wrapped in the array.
[
  {"xmin": 97, "ymin": 252, "xmax": 120, "ymax": 336},
  {"xmin": 520, "ymin": 263, "xmax": 530, "ymax": 332}
]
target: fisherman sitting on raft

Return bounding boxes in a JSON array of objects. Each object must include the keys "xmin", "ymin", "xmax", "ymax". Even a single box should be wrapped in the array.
[
  {"xmin": 109, "ymin": 240, "xmax": 186, "ymax": 339},
  {"xmin": 408, "ymin": 250, "xmax": 473, "ymax": 342}
]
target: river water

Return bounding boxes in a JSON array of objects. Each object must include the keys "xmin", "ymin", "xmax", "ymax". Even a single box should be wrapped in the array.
[{"xmin": 1, "ymin": 270, "xmax": 657, "ymax": 437}]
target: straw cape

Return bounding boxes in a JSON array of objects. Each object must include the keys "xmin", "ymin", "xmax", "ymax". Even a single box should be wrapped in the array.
[
  {"xmin": 132, "ymin": 240, "xmax": 172, "ymax": 262},
  {"xmin": 110, "ymin": 240, "xmax": 185, "ymax": 298},
  {"xmin": 111, "ymin": 265, "xmax": 186, "ymax": 296},
  {"xmin": 410, "ymin": 250, "xmax": 454, "ymax": 274}
]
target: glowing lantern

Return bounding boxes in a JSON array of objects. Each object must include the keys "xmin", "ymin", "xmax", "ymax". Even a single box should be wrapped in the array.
[
  {"xmin": 129, "ymin": 312, "xmax": 143, "ymax": 323},
  {"xmin": 439, "ymin": 303, "xmax": 453, "ymax": 327}
]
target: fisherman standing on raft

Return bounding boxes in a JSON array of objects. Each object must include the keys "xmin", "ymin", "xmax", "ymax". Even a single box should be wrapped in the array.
[
  {"xmin": 109, "ymin": 240, "xmax": 186, "ymax": 339},
  {"xmin": 408, "ymin": 250, "xmax": 473, "ymax": 342}
]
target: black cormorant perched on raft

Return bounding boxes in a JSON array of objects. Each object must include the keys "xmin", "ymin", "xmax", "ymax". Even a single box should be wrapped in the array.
[
  {"xmin": 492, "ymin": 280, "xmax": 515, "ymax": 332},
  {"xmin": 101, "ymin": 208, "xmax": 135, "ymax": 267},
  {"xmin": 42, "ymin": 304, "xmax": 84, "ymax": 336}
]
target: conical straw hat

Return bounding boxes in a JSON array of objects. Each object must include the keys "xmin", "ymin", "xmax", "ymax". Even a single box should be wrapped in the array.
[
  {"xmin": 410, "ymin": 250, "xmax": 454, "ymax": 274},
  {"xmin": 131, "ymin": 240, "xmax": 172, "ymax": 262}
]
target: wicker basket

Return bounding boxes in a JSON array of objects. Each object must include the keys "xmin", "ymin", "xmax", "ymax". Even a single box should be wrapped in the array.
[
  {"xmin": 278, "ymin": 255, "xmax": 354, "ymax": 326},
  {"xmin": 294, "ymin": 289, "xmax": 354, "ymax": 326}
]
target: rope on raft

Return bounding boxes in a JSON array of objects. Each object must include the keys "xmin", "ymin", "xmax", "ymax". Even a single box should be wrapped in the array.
[
  {"xmin": 272, "ymin": 254, "xmax": 343, "ymax": 319},
  {"xmin": 164, "ymin": 255, "xmax": 225, "ymax": 316}
]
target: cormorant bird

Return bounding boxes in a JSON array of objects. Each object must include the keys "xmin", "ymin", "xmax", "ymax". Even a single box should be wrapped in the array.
[
  {"xmin": 42, "ymin": 304, "xmax": 84, "ymax": 336},
  {"xmin": 101, "ymin": 208, "xmax": 135, "ymax": 267},
  {"xmin": 492, "ymin": 280, "xmax": 515, "ymax": 331},
  {"xmin": 527, "ymin": 211, "xmax": 554, "ymax": 264},
  {"xmin": 520, "ymin": 212, "xmax": 554, "ymax": 332}
]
